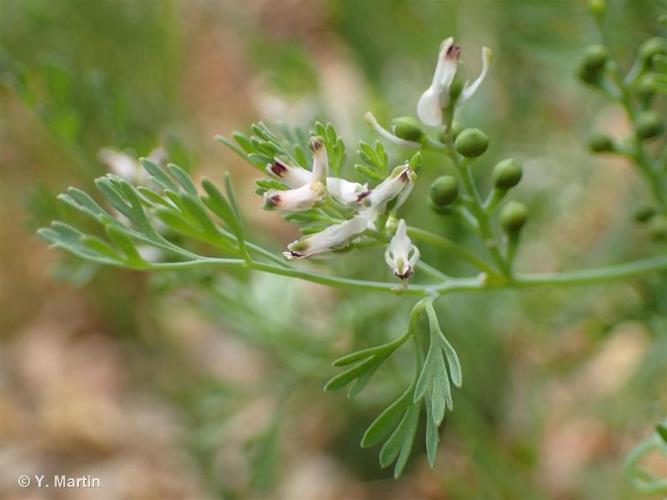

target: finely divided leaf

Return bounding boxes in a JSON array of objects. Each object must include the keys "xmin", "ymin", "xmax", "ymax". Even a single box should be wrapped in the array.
[
  {"xmin": 361, "ymin": 388, "xmax": 413, "ymax": 448},
  {"xmin": 140, "ymin": 159, "xmax": 179, "ymax": 191}
]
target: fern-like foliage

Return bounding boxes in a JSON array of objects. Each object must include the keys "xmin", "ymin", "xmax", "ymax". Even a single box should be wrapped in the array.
[{"xmin": 325, "ymin": 297, "xmax": 462, "ymax": 477}]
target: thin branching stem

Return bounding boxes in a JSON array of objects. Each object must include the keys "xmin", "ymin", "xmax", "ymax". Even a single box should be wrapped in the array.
[
  {"xmin": 407, "ymin": 226, "xmax": 497, "ymax": 275},
  {"xmin": 139, "ymin": 252, "xmax": 667, "ymax": 298},
  {"xmin": 447, "ymin": 147, "xmax": 510, "ymax": 275}
]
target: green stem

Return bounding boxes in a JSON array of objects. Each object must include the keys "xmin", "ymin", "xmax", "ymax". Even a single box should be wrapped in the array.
[
  {"xmin": 407, "ymin": 226, "xmax": 496, "ymax": 275},
  {"xmin": 455, "ymin": 158, "xmax": 509, "ymax": 275},
  {"xmin": 599, "ymin": 30, "xmax": 667, "ymax": 212},
  {"xmin": 511, "ymin": 254, "xmax": 667, "ymax": 287},
  {"xmin": 617, "ymin": 87, "xmax": 667, "ymax": 210},
  {"xmin": 483, "ymin": 187, "xmax": 506, "ymax": 212},
  {"xmin": 148, "ymin": 258, "xmax": 431, "ymax": 296},
  {"xmin": 143, "ymin": 253, "xmax": 667, "ymax": 298},
  {"xmin": 418, "ymin": 261, "xmax": 451, "ymax": 281}
]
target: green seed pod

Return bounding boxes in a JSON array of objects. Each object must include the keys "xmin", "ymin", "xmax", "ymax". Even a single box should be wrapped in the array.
[
  {"xmin": 587, "ymin": 132, "xmax": 615, "ymax": 153},
  {"xmin": 648, "ymin": 215, "xmax": 667, "ymax": 241},
  {"xmin": 583, "ymin": 45, "xmax": 610, "ymax": 71},
  {"xmin": 391, "ymin": 116, "xmax": 425, "ymax": 142},
  {"xmin": 636, "ymin": 74, "xmax": 658, "ymax": 102},
  {"xmin": 577, "ymin": 45, "xmax": 609, "ymax": 85},
  {"xmin": 634, "ymin": 203, "xmax": 657, "ymax": 223},
  {"xmin": 640, "ymin": 37, "xmax": 667, "ymax": 62},
  {"xmin": 636, "ymin": 111, "xmax": 664, "ymax": 140},
  {"xmin": 589, "ymin": 0, "xmax": 606, "ymax": 17},
  {"xmin": 429, "ymin": 199, "xmax": 454, "ymax": 215},
  {"xmin": 429, "ymin": 175, "xmax": 459, "ymax": 207},
  {"xmin": 577, "ymin": 64, "xmax": 599, "ymax": 85},
  {"xmin": 500, "ymin": 201, "xmax": 528, "ymax": 234},
  {"xmin": 454, "ymin": 128, "xmax": 489, "ymax": 158},
  {"xmin": 493, "ymin": 159, "xmax": 523, "ymax": 190}
]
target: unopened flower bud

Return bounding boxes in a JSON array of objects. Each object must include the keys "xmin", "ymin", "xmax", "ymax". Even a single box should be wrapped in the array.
[
  {"xmin": 589, "ymin": 0, "xmax": 606, "ymax": 17},
  {"xmin": 454, "ymin": 128, "xmax": 489, "ymax": 158},
  {"xmin": 636, "ymin": 74, "xmax": 658, "ymax": 102},
  {"xmin": 634, "ymin": 203, "xmax": 657, "ymax": 223},
  {"xmin": 391, "ymin": 116, "xmax": 425, "ymax": 142},
  {"xmin": 500, "ymin": 201, "xmax": 528, "ymax": 234},
  {"xmin": 583, "ymin": 45, "xmax": 610, "ymax": 71},
  {"xmin": 493, "ymin": 159, "xmax": 523, "ymax": 190},
  {"xmin": 577, "ymin": 45, "xmax": 609, "ymax": 84},
  {"xmin": 429, "ymin": 175, "xmax": 459, "ymax": 207},
  {"xmin": 636, "ymin": 111, "xmax": 664, "ymax": 140},
  {"xmin": 587, "ymin": 132, "xmax": 615, "ymax": 152},
  {"xmin": 648, "ymin": 215, "xmax": 667, "ymax": 241},
  {"xmin": 639, "ymin": 37, "xmax": 667, "ymax": 62},
  {"xmin": 429, "ymin": 200, "xmax": 454, "ymax": 215}
]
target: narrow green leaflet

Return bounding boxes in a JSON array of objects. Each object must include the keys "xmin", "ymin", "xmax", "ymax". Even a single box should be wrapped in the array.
[
  {"xmin": 314, "ymin": 121, "xmax": 346, "ymax": 176},
  {"xmin": 355, "ymin": 140, "xmax": 388, "ymax": 182},
  {"xmin": 361, "ymin": 387, "xmax": 413, "ymax": 448},
  {"xmin": 39, "ymin": 158, "xmax": 254, "ymax": 269},
  {"xmin": 379, "ymin": 401, "xmax": 420, "ymax": 478}
]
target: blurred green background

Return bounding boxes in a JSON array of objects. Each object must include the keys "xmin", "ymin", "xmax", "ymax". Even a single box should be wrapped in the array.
[{"xmin": 1, "ymin": 0, "xmax": 666, "ymax": 498}]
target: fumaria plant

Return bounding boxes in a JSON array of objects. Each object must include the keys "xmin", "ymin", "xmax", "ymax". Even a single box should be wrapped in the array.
[{"xmin": 39, "ymin": 2, "xmax": 667, "ymax": 483}]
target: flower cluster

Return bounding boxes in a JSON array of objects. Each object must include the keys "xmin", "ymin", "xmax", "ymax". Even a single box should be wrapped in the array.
[
  {"xmin": 261, "ymin": 137, "xmax": 419, "ymax": 279},
  {"xmin": 366, "ymin": 37, "xmax": 493, "ymax": 147}
]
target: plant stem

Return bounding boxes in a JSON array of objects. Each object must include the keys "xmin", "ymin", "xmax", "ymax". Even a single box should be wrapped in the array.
[
  {"xmin": 511, "ymin": 254, "xmax": 667, "ymax": 287},
  {"xmin": 144, "ymin": 253, "xmax": 667, "ymax": 298},
  {"xmin": 407, "ymin": 226, "xmax": 496, "ymax": 275},
  {"xmin": 597, "ymin": 20, "xmax": 667, "ymax": 212},
  {"xmin": 418, "ymin": 261, "xmax": 451, "ymax": 281},
  {"xmin": 453, "ymin": 156, "xmax": 509, "ymax": 275},
  {"xmin": 618, "ymin": 89, "xmax": 667, "ymax": 212}
]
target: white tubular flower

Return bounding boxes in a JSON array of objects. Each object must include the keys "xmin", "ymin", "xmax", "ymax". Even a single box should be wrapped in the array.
[
  {"xmin": 385, "ymin": 219, "xmax": 420, "ymax": 280},
  {"xmin": 266, "ymin": 159, "xmax": 368, "ymax": 206},
  {"xmin": 326, "ymin": 177, "xmax": 369, "ymax": 205},
  {"xmin": 284, "ymin": 215, "xmax": 368, "ymax": 259},
  {"xmin": 360, "ymin": 164, "xmax": 416, "ymax": 227},
  {"xmin": 460, "ymin": 47, "xmax": 493, "ymax": 104},
  {"xmin": 309, "ymin": 136, "xmax": 328, "ymax": 183},
  {"xmin": 416, "ymin": 38, "xmax": 492, "ymax": 127},
  {"xmin": 263, "ymin": 182, "xmax": 326, "ymax": 211},
  {"xmin": 417, "ymin": 37, "xmax": 460, "ymax": 127},
  {"xmin": 367, "ymin": 164, "xmax": 414, "ymax": 209},
  {"xmin": 266, "ymin": 159, "xmax": 312, "ymax": 188},
  {"xmin": 262, "ymin": 137, "xmax": 329, "ymax": 212}
]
